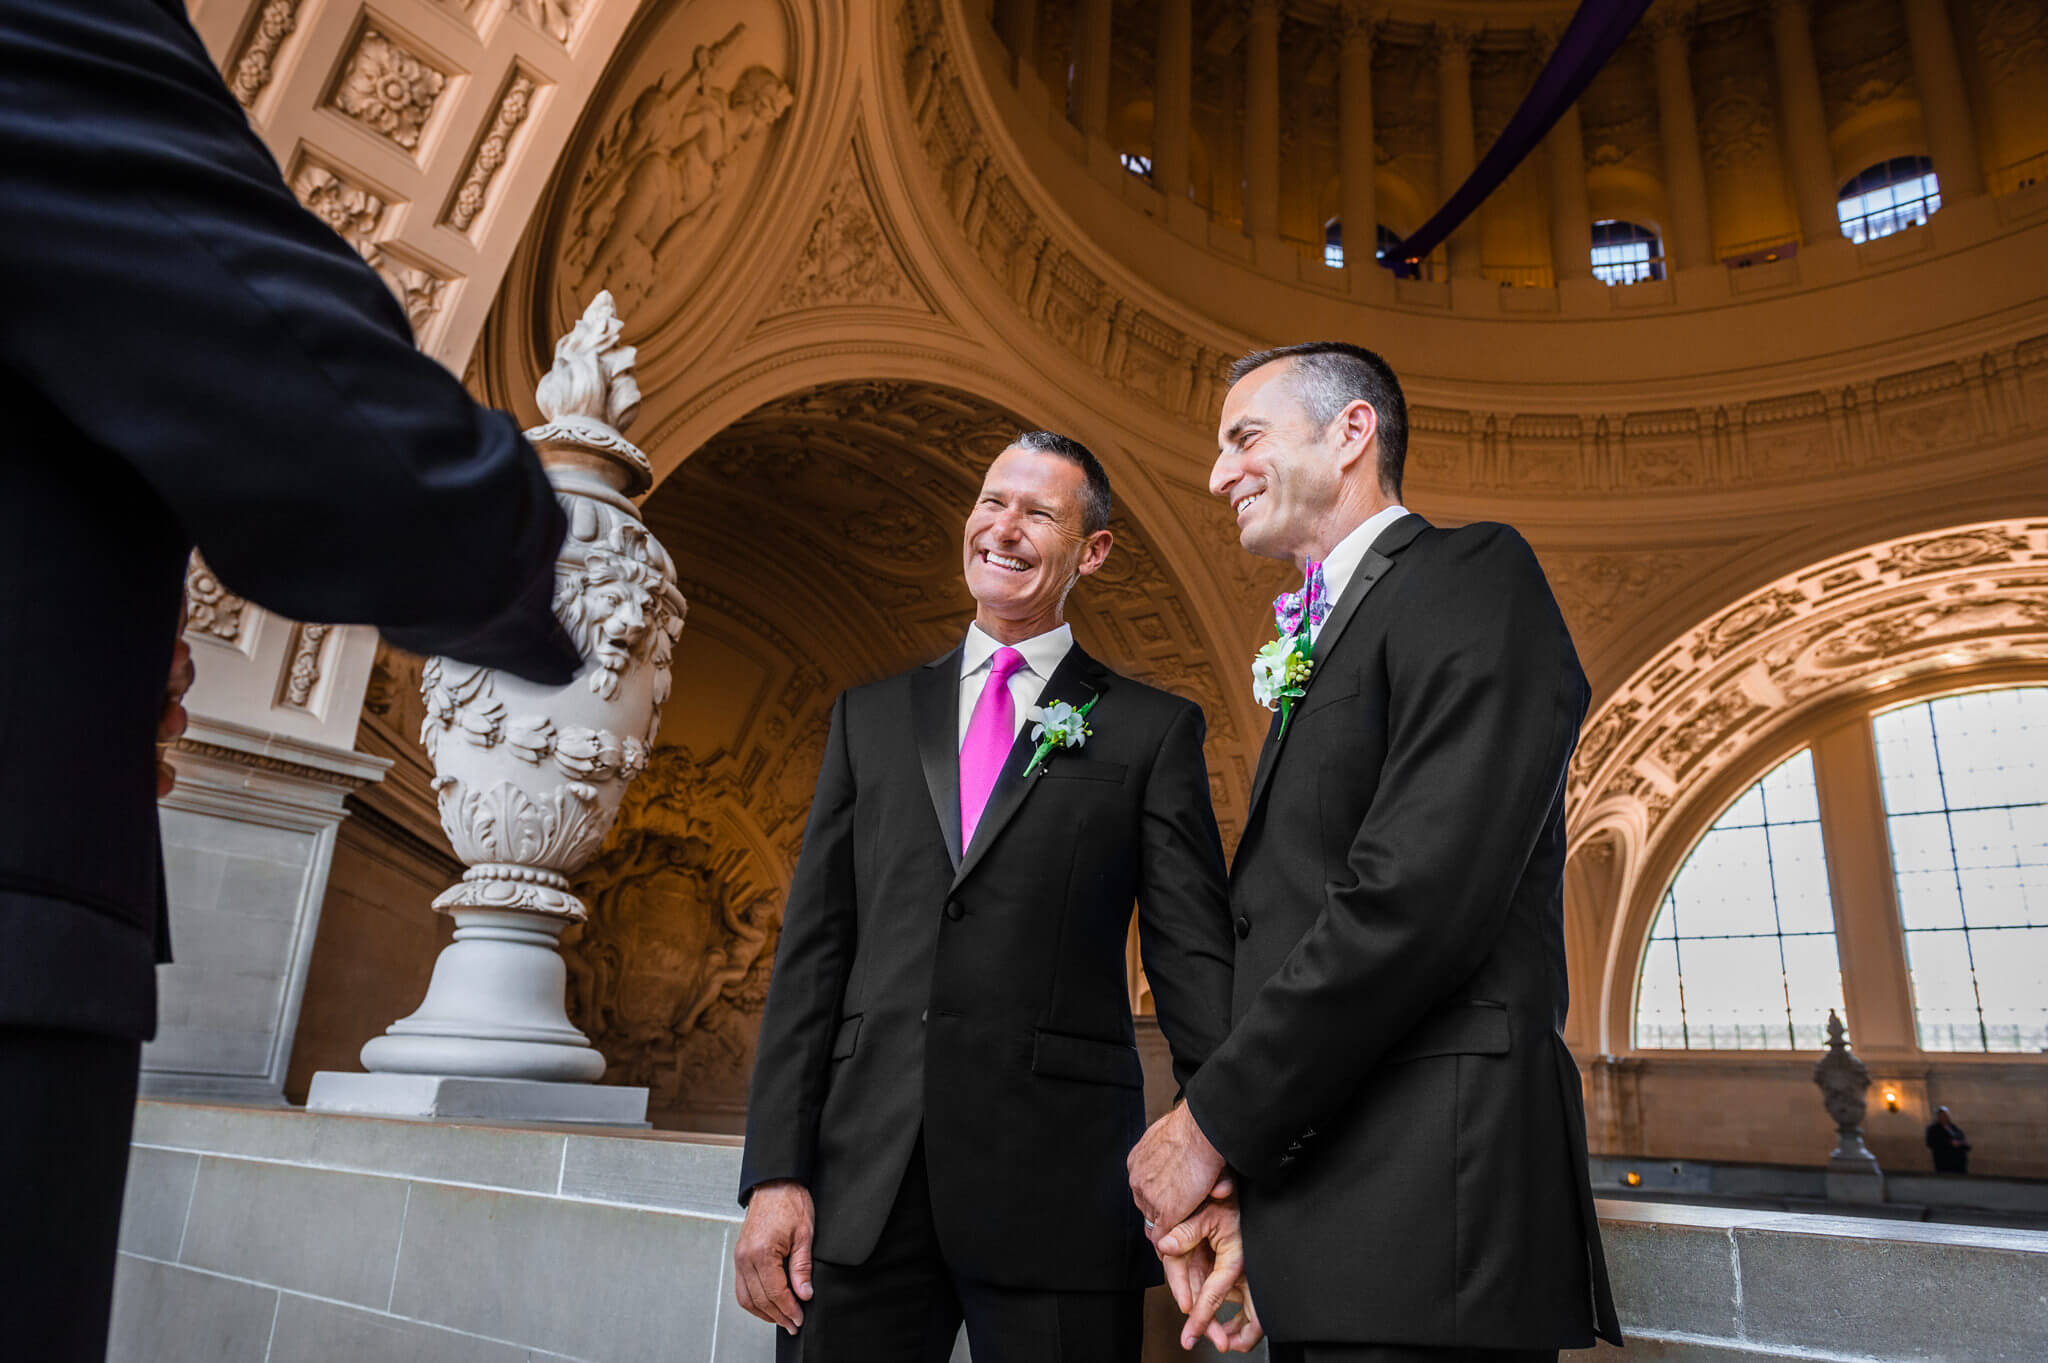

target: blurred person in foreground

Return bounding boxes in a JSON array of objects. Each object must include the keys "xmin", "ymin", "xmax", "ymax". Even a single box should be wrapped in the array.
[{"xmin": 1, "ymin": 1, "xmax": 584, "ymax": 1356}]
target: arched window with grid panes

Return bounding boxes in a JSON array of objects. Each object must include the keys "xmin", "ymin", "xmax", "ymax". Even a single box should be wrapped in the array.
[
  {"xmin": 1633, "ymin": 749, "xmax": 1846, "ymax": 1050},
  {"xmin": 1837, "ymin": 156, "xmax": 1942, "ymax": 244},
  {"xmin": 1872, "ymin": 686, "xmax": 2048, "ymax": 1052}
]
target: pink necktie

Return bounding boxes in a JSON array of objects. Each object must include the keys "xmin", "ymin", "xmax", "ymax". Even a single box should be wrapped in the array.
[{"xmin": 960, "ymin": 647, "xmax": 1027, "ymax": 848}]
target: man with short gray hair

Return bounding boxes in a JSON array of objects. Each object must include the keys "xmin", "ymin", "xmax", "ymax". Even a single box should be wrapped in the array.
[{"xmin": 1130, "ymin": 342, "xmax": 1622, "ymax": 1361}]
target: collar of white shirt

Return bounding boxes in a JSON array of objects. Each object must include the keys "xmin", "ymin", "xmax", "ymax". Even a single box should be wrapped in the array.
[
  {"xmin": 1317, "ymin": 503, "xmax": 1411, "ymax": 617},
  {"xmin": 961, "ymin": 621, "xmax": 1074, "ymax": 683}
]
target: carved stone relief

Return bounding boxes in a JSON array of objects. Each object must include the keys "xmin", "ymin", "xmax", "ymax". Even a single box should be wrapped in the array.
[
  {"xmin": 1544, "ymin": 552, "xmax": 1696, "ymax": 641},
  {"xmin": 228, "ymin": 0, "xmax": 305, "ymax": 108},
  {"xmin": 447, "ymin": 71, "xmax": 541, "ymax": 234},
  {"xmin": 560, "ymin": 22, "xmax": 794, "ymax": 313},
  {"xmin": 292, "ymin": 160, "xmax": 388, "ymax": 256},
  {"xmin": 511, "ymin": 0, "xmax": 583, "ymax": 45},
  {"xmin": 330, "ymin": 27, "xmax": 449, "ymax": 153},
  {"xmin": 184, "ymin": 553, "xmax": 247, "ymax": 644},
  {"xmin": 766, "ymin": 144, "xmax": 931, "ymax": 317},
  {"xmin": 1570, "ymin": 520, "xmax": 2048, "ymax": 854}
]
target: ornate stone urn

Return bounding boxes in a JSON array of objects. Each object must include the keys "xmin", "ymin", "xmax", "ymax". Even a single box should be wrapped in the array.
[
  {"xmin": 1813, "ymin": 1008, "xmax": 1885, "ymax": 1203},
  {"xmin": 354, "ymin": 292, "xmax": 684, "ymax": 1092}
]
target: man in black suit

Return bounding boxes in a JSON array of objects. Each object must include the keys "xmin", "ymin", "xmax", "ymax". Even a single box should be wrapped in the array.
[
  {"xmin": 734, "ymin": 432, "xmax": 1236, "ymax": 1361},
  {"xmin": 1129, "ymin": 343, "xmax": 1622, "ymax": 1361},
  {"xmin": 1, "ymin": 1, "xmax": 581, "ymax": 1357}
]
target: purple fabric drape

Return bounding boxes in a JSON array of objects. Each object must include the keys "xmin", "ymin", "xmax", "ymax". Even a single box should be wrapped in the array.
[{"xmin": 1381, "ymin": 0, "xmax": 1656, "ymax": 277}]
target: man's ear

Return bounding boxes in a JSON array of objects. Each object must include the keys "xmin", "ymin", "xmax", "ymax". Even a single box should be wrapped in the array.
[
  {"xmin": 1075, "ymin": 528, "xmax": 1115, "ymax": 578},
  {"xmin": 1332, "ymin": 399, "xmax": 1379, "ymax": 477}
]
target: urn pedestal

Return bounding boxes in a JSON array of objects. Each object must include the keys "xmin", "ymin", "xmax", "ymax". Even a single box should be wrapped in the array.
[{"xmin": 309, "ymin": 293, "xmax": 681, "ymax": 1126}]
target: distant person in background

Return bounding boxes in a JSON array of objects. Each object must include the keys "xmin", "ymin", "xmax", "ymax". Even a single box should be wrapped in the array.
[
  {"xmin": 2, "ymin": 0, "xmax": 584, "ymax": 1358},
  {"xmin": 1925, "ymin": 1106, "xmax": 1971, "ymax": 1174}
]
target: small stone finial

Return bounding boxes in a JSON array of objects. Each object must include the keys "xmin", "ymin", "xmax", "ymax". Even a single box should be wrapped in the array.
[
  {"xmin": 536, "ymin": 290, "xmax": 640, "ymax": 435},
  {"xmin": 1813, "ymin": 1008, "xmax": 1878, "ymax": 1164}
]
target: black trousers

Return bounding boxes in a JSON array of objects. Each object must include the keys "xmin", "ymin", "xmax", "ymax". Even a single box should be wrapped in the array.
[
  {"xmin": 0, "ymin": 1027, "xmax": 143, "ymax": 1363},
  {"xmin": 778, "ymin": 1136, "xmax": 1143, "ymax": 1363},
  {"xmin": 1271, "ymin": 1347, "xmax": 1558, "ymax": 1363}
]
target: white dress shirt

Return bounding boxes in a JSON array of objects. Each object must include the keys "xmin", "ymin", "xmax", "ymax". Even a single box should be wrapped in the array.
[
  {"xmin": 1309, "ymin": 503, "xmax": 1409, "ymax": 647},
  {"xmin": 958, "ymin": 622, "xmax": 1074, "ymax": 747}
]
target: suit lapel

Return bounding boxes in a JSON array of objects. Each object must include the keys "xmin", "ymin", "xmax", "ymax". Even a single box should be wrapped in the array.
[
  {"xmin": 950, "ymin": 646, "xmax": 1110, "ymax": 894},
  {"xmin": 1244, "ymin": 513, "xmax": 1430, "ymax": 819},
  {"xmin": 914, "ymin": 648, "xmax": 965, "ymax": 871}
]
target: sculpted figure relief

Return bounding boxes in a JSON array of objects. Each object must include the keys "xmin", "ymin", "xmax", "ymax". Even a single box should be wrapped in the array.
[{"xmin": 566, "ymin": 25, "xmax": 794, "ymax": 305}]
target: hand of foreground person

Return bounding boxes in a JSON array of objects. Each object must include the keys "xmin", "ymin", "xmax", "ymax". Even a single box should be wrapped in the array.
[
  {"xmin": 1128, "ymin": 1099, "xmax": 1227, "ymax": 1231},
  {"xmin": 157, "ymin": 637, "xmax": 195, "ymax": 798},
  {"xmin": 1156, "ymin": 1193, "xmax": 1264, "ymax": 1353},
  {"xmin": 734, "ymin": 1179, "xmax": 815, "ymax": 1334}
]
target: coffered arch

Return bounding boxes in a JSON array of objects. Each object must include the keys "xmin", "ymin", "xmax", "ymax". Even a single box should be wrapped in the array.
[
  {"xmin": 561, "ymin": 376, "xmax": 1258, "ymax": 1128},
  {"xmin": 1565, "ymin": 518, "xmax": 2048, "ymax": 1054}
]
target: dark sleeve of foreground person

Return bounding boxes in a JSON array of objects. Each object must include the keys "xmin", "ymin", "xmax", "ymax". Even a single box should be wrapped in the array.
[{"xmin": 0, "ymin": 0, "xmax": 578, "ymax": 682}]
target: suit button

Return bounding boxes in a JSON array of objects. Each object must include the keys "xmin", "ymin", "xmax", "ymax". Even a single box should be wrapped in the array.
[
  {"xmin": 921, "ymin": 1009, "xmax": 929, "ymax": 1023},
  {"xmin": 945, "ymin": 901, "xmax": 964, "ymax": 921},
  {"xmin": 1234, "ymin": 915, "xmax": 1251, "ymax": 939}
]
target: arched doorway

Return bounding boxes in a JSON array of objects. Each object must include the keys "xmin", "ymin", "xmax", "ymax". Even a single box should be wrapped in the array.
[{"xmin": 564, "ymin": 379, "xmax": 1236, "ymax": 1131}]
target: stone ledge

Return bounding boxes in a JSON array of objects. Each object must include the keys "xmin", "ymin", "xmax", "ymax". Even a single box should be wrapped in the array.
[{"xmin": 114, "ymin": 1103, "xmax": 2048, "ymax": 1363}]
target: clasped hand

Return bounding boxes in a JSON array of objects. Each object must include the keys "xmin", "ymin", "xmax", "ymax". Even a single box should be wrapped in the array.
[{"xmin": 1129, "ymin": 1103, "xmax": 1263, "ymax": 1353}]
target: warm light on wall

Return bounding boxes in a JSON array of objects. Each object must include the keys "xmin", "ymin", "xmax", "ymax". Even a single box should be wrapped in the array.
[
  {"xmin": 1884, "ymin": 1088, "xmax": 1901, "ymax": 1112},
  {"xmin": 1624, "ymin": 1171, "xmax": 1642, "ymax": 1187}
]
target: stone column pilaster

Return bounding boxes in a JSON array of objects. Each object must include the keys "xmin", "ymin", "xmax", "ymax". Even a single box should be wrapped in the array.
[
  {"xmin": 1337, "ymin": 0, "xmax": 1379, "ymax": 272},
  {"xmin": 1535, "ymin": 27, "xmax": 1594, "ymax": 283},
  {"xmin": 1767, "ymin": 0, "xmax": 1843, "ymax": 244},
  {"xmin": 1244, "ymin": 0, "xmax": 1283, "ymax": 240},
  {"xmin": 1647, "ymin": 4, "xmax": 1715, "ymax": 269},
  {"xmin": 1076, "ymin": 0, "xmax": 1113, "ymax": 137},
  {"xmin": 1900, "ymin": 0, "xmax": 1984, "ymax": 198},
  {"xmin": 1433, "ymin": 22, "xmax": 1480, "ymax": 278},
  {"xmin": 997, "ymin": 0, "xmax": 1037, "ymax": 74},
  {"xmin": 1155, "ymin": 0, "xmax": 1193, "ymax": 197}
]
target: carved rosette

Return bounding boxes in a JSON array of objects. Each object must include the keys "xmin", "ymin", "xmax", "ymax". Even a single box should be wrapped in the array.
[{"xmin": 417, "ymin": 292, "xmax": 683, "ymax": 920}]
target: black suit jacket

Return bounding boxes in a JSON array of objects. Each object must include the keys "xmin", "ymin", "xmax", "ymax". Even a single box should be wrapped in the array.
[
  {"xmin": 0, "ymin": 0, "xmax": 579, "ymax": 1041},
  {"xmin": 1182, "ymin": 515, "xmax": 1622, "ymax": 1350},
  {"xmin": 740, "ymin": 643, "xmax": 1235, "ymax": 1289}
]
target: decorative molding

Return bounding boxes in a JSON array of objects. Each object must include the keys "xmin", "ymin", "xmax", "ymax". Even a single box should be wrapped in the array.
[
  {"xmin": 330, "ymin": 26, "xmax": 450, "ymax": 153},
  {"xmin": 447, "ymin": 70, "xmax": 541, "ymax": 234},
  {"xmin": 368, "ymin": 244, "xmax": 456, "ymax": 339},
  {"xmin": 184, "ymin": 554, "xmax": 247, "ymax": 644},
  {"xmin": 290, "ymin": 158, "xmax": 389, "ymax": 256},
  {"xmin": 279, "ymin": 622, "xmax": 335, "ymax": 710},
  {"xmin": 228, "ymin": 0, "xmax": 305, "ymax": 109},
  {"xmin": 1569, "ymin": 520, "xmax": 2048, "ymax": 851}
]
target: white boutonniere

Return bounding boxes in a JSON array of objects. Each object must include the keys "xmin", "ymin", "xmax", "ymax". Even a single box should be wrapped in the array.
[
  {"xmin": 1251, "ymin": 632, "xmax": 1313, "ymax": 736},
  {"xmin": 1023, "ymin": 696, "xmax": 1099, "ymax": 777}
]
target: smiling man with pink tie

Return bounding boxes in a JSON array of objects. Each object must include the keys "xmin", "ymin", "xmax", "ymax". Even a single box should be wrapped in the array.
[{"xmin": 734, "ymin": 431, "xmax": 1237, "ymax": 1362}]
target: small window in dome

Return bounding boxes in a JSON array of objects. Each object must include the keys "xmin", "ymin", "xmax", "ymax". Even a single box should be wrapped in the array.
[
  {"xmin": 1323, "ymin": 218, "xmax": 1344, "ymax": 268},
  {"xmin": 1838, "ymin": 156, "xmax": 1941, "ymax": 244},
  {"xmin": 1590, "ymin": 220, "xmax": 1664, "ymax": 285},
  {"xmin": 1120, "ymin": 152, "xmax": 1153, "ymax": 182}
]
